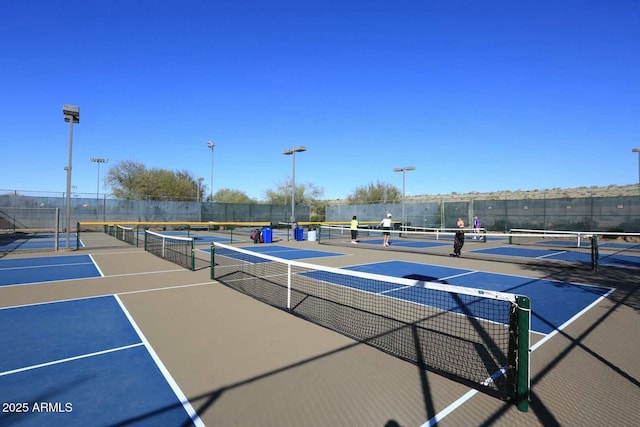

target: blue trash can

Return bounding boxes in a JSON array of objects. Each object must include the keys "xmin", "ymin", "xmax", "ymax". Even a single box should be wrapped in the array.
[
  {"xmin": 262, "ymin": 227, "xmax": 272, "ymax": 243},
  {"xmin": 294, "ymin": 227, "xmax": 304, "ymax": 241}
]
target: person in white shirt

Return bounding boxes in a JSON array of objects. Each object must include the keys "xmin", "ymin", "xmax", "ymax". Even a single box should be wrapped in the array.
[{"xmin": 379, "ymin": 213, "xmax": 393, "ymax": 247}]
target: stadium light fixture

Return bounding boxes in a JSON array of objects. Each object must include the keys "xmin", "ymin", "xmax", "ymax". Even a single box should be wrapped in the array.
[
  {"xmin": 63, "ymin": 104, "xmax": 80, "ymax": 250},
  {"xmin": 90, "ymin": 157, "xmax": 108, "ymax": 202},
  {"xmin": 393, "ymin": 166, "xmax": 416, "ymax": 230},
  {"xmin": 283, "ymin": 146, "xmax": 307, "ymax": 229},
  {"xmin": 633, "ymin": 148, "xmax": 640, "ymax": 195},
  {"xmin": 207, "ymin": 140, "xmax": 215, "ymax": 200}
]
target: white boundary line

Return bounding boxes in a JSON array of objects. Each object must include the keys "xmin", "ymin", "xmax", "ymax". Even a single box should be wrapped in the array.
[
  {"xmin": 0, "ymin": 343, "xmax": 143, "ymax": 377},
  {"xmin": 114, "ymin": 295, "xmax": 205, "ymax": 427}
]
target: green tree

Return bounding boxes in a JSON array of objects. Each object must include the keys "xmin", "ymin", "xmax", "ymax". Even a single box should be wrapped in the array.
[
  {"xmin": 213, "ymin": 189, "xmax": 256, "ymax": 204},
  {"xmin": 265, "ymin": 181, "xmax": 324, "ymax": 205},
  {"xmin": 347, "ymin": 181, "xmax": 401, "ymax": 204},
  {"xmin": 266, "ymin": 181, "xmax": 326, "ymax": 220},
  {"xmin": 105, "ymin": 161, "xmax": 201, "ymax": 201}
]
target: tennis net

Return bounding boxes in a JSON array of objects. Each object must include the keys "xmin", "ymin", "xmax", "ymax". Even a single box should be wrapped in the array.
[
  {"xmin": 318, "ymin": 225, "xmax": 600, "ymax": 269},
  {"xmin": 211, "ymin": 242, "xmax": 530, "ymax": 410},
  {"xmin": 144, "ymin": 230, "xmax": 195, "ymax": 270},
  {"xmin": 105, "ymin": 224, "xmax": 138, "ymax": 246}
]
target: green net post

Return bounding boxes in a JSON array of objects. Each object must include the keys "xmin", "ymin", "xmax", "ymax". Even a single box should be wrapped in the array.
[
  {"xmin": 591, "ymin": 234, "xmax": 600, "ymax": 272},
  {"xmin": 210, "ymin": 243, "xmax": 215, "ymax": 280},
  {"xmin": 189, "ymin": 239, "xmax": 195, "ymax": 271},
  {"xmin": 516, "ymin": 295, "xmax": 531, "ymax": 412},
  {"xmin": 76, "ymin": 222, "xmax": 80, "ymax": 250}
]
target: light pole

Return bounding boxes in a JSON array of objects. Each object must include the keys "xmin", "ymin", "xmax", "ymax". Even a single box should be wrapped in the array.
[
  {"xmin": 90, "ymin": 157, "xmax": 108, "ymax": 202},
  {"xmin": 63, "ymin": 104, "xmax": 79, "ymax": 250},
  {"xmin": 282, "ymin": 146, "xmax": 307, "ymax": 228},
  {"xmin": 197, "ymin": 177, "xmax": 204, "ymax": 222},
  {"xmin": 633, "ymin": 148, "xmax": 640, "ymax": 196},
  {"xmin": 393, "ymin": 166, "xmax": 415, "ymax": 230},
  {"xmin": 207, "ymin": 140, "xmax": 215, "ymax": 201}
]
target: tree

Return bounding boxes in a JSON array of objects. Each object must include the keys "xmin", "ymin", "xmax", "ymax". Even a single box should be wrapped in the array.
[
  {"xmin": 105, "ymin": 161, "xmax": 202, "ymax": 201},
  {"xmin": 265, "ymin": 181, "xmax": 324, "ymax": 206},
  {"xmin": 347, "ymin": 181, "xmax": 401, "ymax": 204},
  {"xmin": 265, "ymin": 180, "xmax": 326, "ymax": 221},
  {"xmin": 213, "ymin": 189, "xmax": 256, "ymax": 204}
]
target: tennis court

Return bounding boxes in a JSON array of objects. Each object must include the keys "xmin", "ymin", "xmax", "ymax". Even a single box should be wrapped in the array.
[
  {"xmin": 318, "ymin": 226, "xmax": 640, "ymax": 272},
  {"xmin": 0, "ymin": 233, "xmax": 79, "ymax": 252},
  {"xmin": 0, "ymin": 235, "xmax": 638, "ymax": 426}
]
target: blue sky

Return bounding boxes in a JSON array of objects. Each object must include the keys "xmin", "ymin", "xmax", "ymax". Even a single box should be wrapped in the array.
[{"xmin": 1, "ymin": 0, "xmax": 639, "ymax": 201}]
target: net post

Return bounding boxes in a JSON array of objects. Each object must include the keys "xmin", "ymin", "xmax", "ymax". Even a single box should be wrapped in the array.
[
  {"xmin": 591, "ymin": 234, "xmax": 600, "ymax": 272},
  {"xmin": 144, "ymin": 230, "xmax": 148, "ymax": 251},
  {"xmin": 75, "ymin": 221, "xmax": 79, "ymax": 250},
  {"xmin": 190, "ymin": 239, "xmax": 195, "ymax": 271},
  {"xmin": 210, "ymin": 243, "xmax": 215, "ymax": 280},
  {"xmin": 516, "ymin": 295, "xmax": 531, "ymax": 412},
  {"xmin": 54, "ymin": 208, "xmax": 60, "ymax": 251},
  {"xmin": 286, "ymin": 263, "xmax": 292, "ymax": 309}
]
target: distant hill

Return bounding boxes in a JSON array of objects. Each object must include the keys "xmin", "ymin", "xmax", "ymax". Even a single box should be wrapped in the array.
[
  {"xmin": 329, "ymin": 184, "xmax": 638, "ymax": 204},
  {"xmin": 408, "ymin": 184, "xmax": 638, "ymax": 202}
]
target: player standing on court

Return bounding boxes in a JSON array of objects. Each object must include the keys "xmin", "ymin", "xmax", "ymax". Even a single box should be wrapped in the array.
[
  {"xmin": 472, "ymin": 215, "xmax": 480, "ymax": 239},
  {"xmin": 379, "ymin": 212, "xmax": 393, "ymax": 247},
  {"xmin": 350, "ymin": 215, "xmax": 359, "ymax": 244},
  {"xmin": 451, "ymin": 217, "xmax": 465, "ymax": 257}
]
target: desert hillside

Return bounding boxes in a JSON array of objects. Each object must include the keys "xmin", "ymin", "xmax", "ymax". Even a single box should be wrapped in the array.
[{"xmin": 408, "ymin": 184, "xmax": 639, "ymax": 202}]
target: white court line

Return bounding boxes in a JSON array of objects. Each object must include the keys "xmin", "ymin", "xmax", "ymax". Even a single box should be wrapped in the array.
[
  {"xmin": 115, "ymin": 294, "xmax": 205, "ymax": 427},
  {"xmin": 0, "ymin": 343, "xmax": 143, "ymax": 377},
  {"xmin": 88, "ymin": 253, "xmax": 105, "ymax": 277},
  {"xmin": 535, "ymin": 250, "xmax": 567, "ymax": 259}
]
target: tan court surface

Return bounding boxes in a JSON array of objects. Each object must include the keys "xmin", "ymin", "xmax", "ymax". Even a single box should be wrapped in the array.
[{"xmin": 1, "ymin": 237, "xmax": 639, "ymax": 427}]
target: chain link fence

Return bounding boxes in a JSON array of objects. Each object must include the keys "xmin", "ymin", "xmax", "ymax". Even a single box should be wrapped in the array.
[{"xmin": 326, "ymin": 195, "xmax": 640, "ymax": 232}]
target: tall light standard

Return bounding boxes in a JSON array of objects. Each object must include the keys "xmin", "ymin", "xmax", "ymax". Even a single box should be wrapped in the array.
[
  {"xmin": 633, "ymin": 148, "xmax": 640, "ymax": 196},
  {"xmin": 393, "ymin": 166, "xmax": 415, "ymax": 230},
  {"xmin": 90, "ymin": 157, "xmax": 108, "ymax": 201},
  {"xmin": 197, "ymin": 177, "xmax": 204, "ymax": 222},
  {"xmin": 63, "ymin": 104, "xmax": 79, "ymax": 250},
  {"xmin": 282, "ymin": 146, "xmax": 307, "ymax": 228},
  {"xmin": 207, "ymin": 140, "xmax": 215, "ymax": 201}
]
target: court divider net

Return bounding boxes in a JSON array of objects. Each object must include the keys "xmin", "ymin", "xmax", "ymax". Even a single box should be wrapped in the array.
[
  {"xmin": 105, "ymin": 224, "xmax": 138, "ymax": 246},
  {"xmin": 144, "ymin": 230, "xmax": 195, "ymax": 270},
  {"xmin": 210, "ymin": 242, "xmax": 531, "ymax": 411},
  {"xmin": 318, "ymin": 225, "xmax": 599, "ymax": 269}
]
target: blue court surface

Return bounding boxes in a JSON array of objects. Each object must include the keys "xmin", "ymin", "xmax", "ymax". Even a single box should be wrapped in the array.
[
  {"xmin": 243, "ymin": 245, "xmax": 345, "ymax": 259},
  {"xmin": 469, "ymin": 246, "xmax": 640, "ymax": 268},
  {"xmin": 0, "ymin": 255, "xmax": 102, "ymax": 287},
  {"xmin": 206, "ymin": 244, "xmax": 346, "ymax": 260},
  {"xmin": 0, "ymin": 296, "xmax": 201, "ymax": 426},
  {"xmin": 0, "ymin": 233, "xmax": 79, "ymax": 251},
  {"xmin": 359, "ymin": 238, "xmax": 449, "ymax": 249},
  {"xmin": 335, "ymin": 260, "xmax": 613, "ymax": 335}
]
